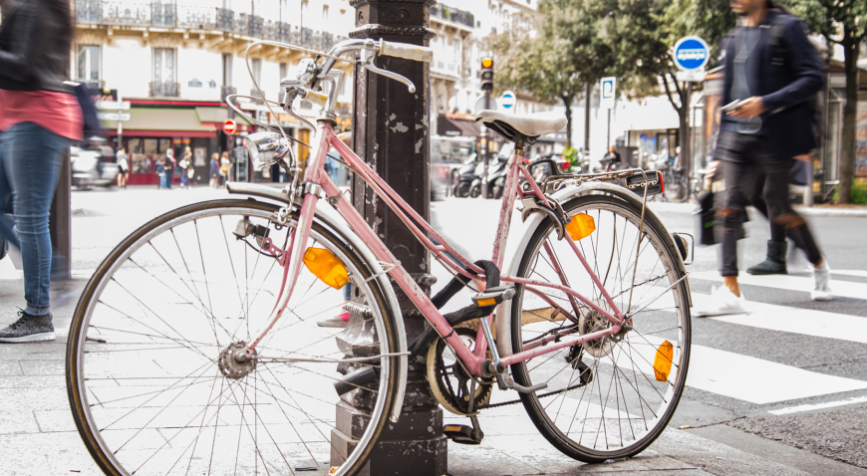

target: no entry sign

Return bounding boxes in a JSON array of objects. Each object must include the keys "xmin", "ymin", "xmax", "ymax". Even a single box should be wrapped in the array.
[{"xmin": 223, "ymin": 119, "xmax": 237, "ymax": 135}]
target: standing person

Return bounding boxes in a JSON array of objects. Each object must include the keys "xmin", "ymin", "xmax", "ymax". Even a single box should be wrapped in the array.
[
  {"xmin": 178, "ymin": 146, "xmax": 193, "ymax": 190},
  {"xmin": 0, "ymin": 0, "xmax": 81, "ymax": 342},
  {"xmin": 164, "ymin": 148, "xmax": 175, "ymax": 189},
  {"xmin": 116, "ymin": 146, "xmax": 129, "ymax": 189},
  {"xmin": 696, "ymin": 0, "xmax": 830, "ymax": 317},
  {"xmin": 209, "ymin": 152, "xmax": 221, "ymax": 188},
  {"xmin": 219, "ymin": 151, "xmax": 232, "ymax": 186},
  {"xmin": 156, "ymin": 157, "xmax": 167, "ymax": 189}
]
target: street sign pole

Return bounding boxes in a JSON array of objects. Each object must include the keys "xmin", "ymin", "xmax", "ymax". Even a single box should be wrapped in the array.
[
  {"xmin": 672, "ymin": 35, "xmax": 709, "ymax": 196},
  {"xmin": 117, "ymin": 92, "xmax": 123, "ymax": 146},
  {"xmin": 600, "ymin": 77, "xmax": 616, "ymax": 157}
]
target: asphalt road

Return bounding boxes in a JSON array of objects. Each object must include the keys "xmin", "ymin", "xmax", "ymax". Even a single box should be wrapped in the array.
[{"xmin": 30, "ymin": 185, "xmax": 867, "ymax": 472}]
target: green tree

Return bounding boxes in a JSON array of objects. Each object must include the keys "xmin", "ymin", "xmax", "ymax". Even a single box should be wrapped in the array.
[
  {"xmin": 599, "ymin": 0, "xmax": 736, "ymax": 164},
  {"xmin": 783, "ymin": 0, "xmax": 866, "ymax": 203},
  {"xmin": 489, "ymin": 0, "xmax": 615, "ymax": 148}
]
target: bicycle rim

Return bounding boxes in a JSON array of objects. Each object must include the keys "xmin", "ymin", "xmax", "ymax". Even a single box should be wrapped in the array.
[
  {"xmin": 66, "ymin": 199, "xmax": 400, "ymax": 476},
  {"xmin": 511, "ymin": 194, "xmax": 690, "ymax": 462}
]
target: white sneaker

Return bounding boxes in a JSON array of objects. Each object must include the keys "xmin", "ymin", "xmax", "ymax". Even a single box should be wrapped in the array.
[
  {"xmin": 694, "ymin": 285, "xmax": 747, "ymax": 317},
  {"xmin": 811, "ymin": 261, "xmax": 833, "ymax": 301}
]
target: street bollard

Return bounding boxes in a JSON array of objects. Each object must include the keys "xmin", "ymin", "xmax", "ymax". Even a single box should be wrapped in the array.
[{"xmin": 328, "ymin": 0, "xmax": 447, "ymax": 474}]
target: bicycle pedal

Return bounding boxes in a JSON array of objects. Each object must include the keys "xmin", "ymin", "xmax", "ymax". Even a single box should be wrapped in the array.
[
  {"xmin": 471, "ymin": 286, "xmax": 515, "ymax": 307},
  {"xmin": 443, "ymin": 424, "xmax": 483, "ymax": 445}
]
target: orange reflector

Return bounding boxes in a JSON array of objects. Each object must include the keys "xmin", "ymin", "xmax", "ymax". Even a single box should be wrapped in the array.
[
  {"xmin": 565, "ymin": 213, "xmax": 596, "ymax": 241},
  {"xmin": 302, "ymin": 247, "xmax": 349, "ymax": 289},
  {"xmin": 444, "ymin": 425, "xmax": 463, "ymax": 432},
  {"xmin": 653, "ymin": 340, "xmax": 673, "ymax": 382},
  {"xmin": 477, "ymin": 298, "xmax": 497, "ymax": 306}
]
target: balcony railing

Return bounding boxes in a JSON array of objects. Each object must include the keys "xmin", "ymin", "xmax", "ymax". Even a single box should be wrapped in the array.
[
  {"xmin": 75, "ymin": 1, "xmax": 347, "ymax": 52},
  {"xmin": 431, "ymin": 3, "xmax": 474, "ymax": 28},
  {"xmin": 150, "ymin": 81, "xmax": 179, "ymax": 97}
]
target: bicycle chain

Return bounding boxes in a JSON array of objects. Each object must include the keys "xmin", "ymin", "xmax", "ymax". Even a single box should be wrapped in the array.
[{"xmin": 477, "ymin": 381, "xmax": 590, "ymax": 409}]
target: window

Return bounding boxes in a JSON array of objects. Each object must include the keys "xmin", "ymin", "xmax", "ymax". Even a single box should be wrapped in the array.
[
  {"xmin": 279, "ymin": 62, "xmax": 288, "ymax": 80},
  {"xmin": 152, "ymin": 48, "xmax": 177, "ymax": 97},
  {"xmin": 251, "ymin": 58, "xmax": 262, "ymax": 85},
  {"xmin": 76, "ymin": 45, "xmax": 100, "ymax": 86},
  {"xmin": 222, "ymin": 53, "xmax": 233, "ymax": 87}
]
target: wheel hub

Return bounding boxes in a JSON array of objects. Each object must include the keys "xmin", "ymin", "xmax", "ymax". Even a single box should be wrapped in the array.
[
  {"xmin": 579, "ymin": 308, "xmax": 616, "ymax": 359},
  {"xmin": 218, "ymin": 342, "xmax": 258, "ymax": 379}
]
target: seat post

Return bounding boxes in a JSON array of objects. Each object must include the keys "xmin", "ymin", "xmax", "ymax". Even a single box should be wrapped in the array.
[{"xmin": 515, "ymin": 141, "xmax": 524, "ymax": 158}]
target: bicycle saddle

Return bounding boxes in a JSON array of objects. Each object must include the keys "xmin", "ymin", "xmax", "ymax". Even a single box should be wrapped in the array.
[{"xmin": 476, "ymin": 110, "xmax": 567, "ymax": 143}]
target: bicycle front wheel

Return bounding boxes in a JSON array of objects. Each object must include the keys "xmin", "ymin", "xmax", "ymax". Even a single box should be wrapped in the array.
[
  {"xmin": 67, "ymin": 199, "xmax": 403, "ymax": 476},
  {"xmin": 510, "ymin": 194, "xmax": 691, "ymax": 463}
]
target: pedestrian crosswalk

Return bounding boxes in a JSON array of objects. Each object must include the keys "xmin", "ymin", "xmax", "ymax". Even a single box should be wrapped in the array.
[{"xmin": 682, "ymin": 270, "xmax": 867, "ymax": 410}]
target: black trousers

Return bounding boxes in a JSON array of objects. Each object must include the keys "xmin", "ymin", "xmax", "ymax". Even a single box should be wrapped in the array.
[{"xmin": 715, "ymin": 131, "xmax": 822, "ymax": 276}]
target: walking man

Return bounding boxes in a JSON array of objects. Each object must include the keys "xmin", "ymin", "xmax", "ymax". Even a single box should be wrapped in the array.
[{"xmin": 696, "ymin": 0, "xmax": 831, "ymax": 316}]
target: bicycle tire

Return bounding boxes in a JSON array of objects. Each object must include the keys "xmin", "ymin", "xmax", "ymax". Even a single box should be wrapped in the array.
[
  {"xmin": 510, "ymin": 194, "xmax": 691, "ymax": 463},
  {"xmin": 66, "ymin": 198, "xmax": 403, "ymax": 476}
]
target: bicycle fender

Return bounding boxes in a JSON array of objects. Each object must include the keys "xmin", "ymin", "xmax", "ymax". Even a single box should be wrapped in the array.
[
  {"xmin": 496, "ymin": 181, "xmax": 692, "ymax": 359},
  {"xmin": 227, "ymin": 182, "xmax": 409, "ymax": 423}
]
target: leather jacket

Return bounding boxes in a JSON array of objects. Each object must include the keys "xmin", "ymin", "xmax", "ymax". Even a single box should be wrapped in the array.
[{"xmin": 0, "ymin": 0, "xmax": 72, "ymax": 93}]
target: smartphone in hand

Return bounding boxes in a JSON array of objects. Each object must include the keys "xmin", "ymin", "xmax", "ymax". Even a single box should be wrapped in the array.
[{"xmin": 722, "ymin": 100, "xmax": 742, "ymax": 113}]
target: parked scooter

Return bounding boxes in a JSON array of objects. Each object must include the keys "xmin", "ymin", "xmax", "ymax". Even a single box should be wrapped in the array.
[
  {"xmin": 469, "ymin": 155, "xmax": 509, "ymax": 199},
  {"xmin": 453, "ymin": 157, "xmax": 481, "ymax": 198}
]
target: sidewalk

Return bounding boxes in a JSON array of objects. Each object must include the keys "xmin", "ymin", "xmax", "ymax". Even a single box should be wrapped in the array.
[
  {"xmin": 1, "ymin": 272, "xmax": 864, "ymax": 475},
  {"xmin": 645, "ymin": 200, "xmax": 867, "ymax": 217}
]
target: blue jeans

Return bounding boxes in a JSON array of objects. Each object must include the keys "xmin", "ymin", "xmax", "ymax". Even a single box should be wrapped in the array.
[{"xmin": 0, "ymin": 122, "xmax": 71, "ymax": 315}]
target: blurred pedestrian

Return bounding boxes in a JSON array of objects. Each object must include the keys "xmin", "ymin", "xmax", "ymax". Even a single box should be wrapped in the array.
[
  {"xmin": 209, "ymin": 152, "xmax": 221, "ymax": 188},
  {"xmin": 164, "ymin": 148, "xmax": 175, "ymax": 189},
  {"xmin": 602, "ymin": 145, "xmax": 621, "ymax": 171},
  {"xmin": 696, "ymin": 0, "xmax": 830, "ymax": 317},
  {"xmin": 178, "ymin": 146, "xmax": 193, "ymax": 190},
  {"xmin": 156, "ymin": 157, "xmax": 167, "ymax": 189},
  {"xmin": 220, "ymin": 151, "xmax": 231, "ymax": 186},
  {"xmin": 0, "ymin": 0, "xmax": 80, "ymax": 342},
  {"xmin": 116, "ymin": 146, "xmax": 129, "ymax": 188}
]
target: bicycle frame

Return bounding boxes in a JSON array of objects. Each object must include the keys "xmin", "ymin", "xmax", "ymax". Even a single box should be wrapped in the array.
[{"xmin": 247, "ymin": 121, "xmax": 629, "ymax": 378}]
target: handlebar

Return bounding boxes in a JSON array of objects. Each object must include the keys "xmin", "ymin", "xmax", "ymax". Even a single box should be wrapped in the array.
[{"xmin": 379, "ymin": 40, "xmax": 433, "ymax": 63}]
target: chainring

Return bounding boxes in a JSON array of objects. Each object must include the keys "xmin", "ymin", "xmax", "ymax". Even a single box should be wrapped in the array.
[{"xmin": 426, "ymin": 327, "xmax": 494, "ymax": 415}]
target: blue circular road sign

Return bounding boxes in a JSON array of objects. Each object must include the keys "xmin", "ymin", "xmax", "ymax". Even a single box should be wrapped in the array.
[
  {"xmin": 501, "ymin": 90, "xmax": 516, "ymax": 109},
  {"xmin": 673, "ymin": 36, "xmax": 710, "ymax": 71}
]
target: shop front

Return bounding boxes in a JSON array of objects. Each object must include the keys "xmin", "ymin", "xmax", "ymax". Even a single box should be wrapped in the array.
[{"xmin": 103, "ymin": 103, "xmax": 254, "ymax": 186}]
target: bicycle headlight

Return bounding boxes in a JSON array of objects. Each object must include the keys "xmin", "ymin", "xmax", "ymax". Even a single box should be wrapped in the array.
[{"xmin": 245, "ymin": 132, "xmax": 291, "ymax": 170}]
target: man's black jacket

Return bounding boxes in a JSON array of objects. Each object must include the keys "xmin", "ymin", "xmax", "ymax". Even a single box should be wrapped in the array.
[{"xmin": 718, "ymin": 10, "xmax": 824, "ymax": 161}]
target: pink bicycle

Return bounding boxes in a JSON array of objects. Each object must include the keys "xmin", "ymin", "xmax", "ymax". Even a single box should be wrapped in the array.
[{"xmin": 67, "ymin": 39, "xmax": 692, "ymax": 476}]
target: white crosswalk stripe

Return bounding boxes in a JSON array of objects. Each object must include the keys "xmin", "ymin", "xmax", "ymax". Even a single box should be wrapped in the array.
[
  {"xmin": 689, "ymin": 270, "xmax": 866, "ymax": 300},
  {"xmin": 673, "ymin": 271, "xmax": 867, "ymax": 406}
]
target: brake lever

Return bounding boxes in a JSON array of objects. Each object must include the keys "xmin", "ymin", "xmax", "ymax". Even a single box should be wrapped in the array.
[{"xmin": 362, "ymin": 57, "xmax": 416, "ymax": 93}]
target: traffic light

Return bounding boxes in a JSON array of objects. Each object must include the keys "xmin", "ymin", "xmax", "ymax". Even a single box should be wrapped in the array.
[{"xmin": 481, "ymin": 57, "xmax": 494, "ymax": 91}]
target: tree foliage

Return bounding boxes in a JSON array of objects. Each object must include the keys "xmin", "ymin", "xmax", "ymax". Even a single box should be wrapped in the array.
[
  {"xmin": 489, "ymin": 0, "xmax": 615, "ymax": 147},
  {"xmin": 782, "ymin": 0, "xmax": 866, "ymax": 203}
]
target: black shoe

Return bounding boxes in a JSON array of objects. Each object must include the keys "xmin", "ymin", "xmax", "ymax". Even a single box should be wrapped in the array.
[
  {"xmin": 747, "ymin": 240, "xmax": 788, "ymax": 275},
  {"xmin": 0, "ymin": 310, "xmax": 55, "ymax": 343}
]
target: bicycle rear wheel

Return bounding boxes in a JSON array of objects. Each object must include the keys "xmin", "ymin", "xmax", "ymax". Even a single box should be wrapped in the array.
[
  {"xmin": 510, "ymin": 194, "xmax": 690, "ymax": 463},
  {"xmin": 66, "ymin": 199, "xmax": 402, "ymax": 476}
]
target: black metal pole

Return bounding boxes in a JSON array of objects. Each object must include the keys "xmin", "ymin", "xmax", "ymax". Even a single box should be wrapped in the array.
[
  {"xmin": 49, "ymin": 150, "xmax": 71, "ymax": 280},
  {"xmin": 332, "ymin": 0, "xmax": 446, "ymax": 474},
  {"xmin": 482, "ymin": 90, "xmax": 490, "ymax": 198}
]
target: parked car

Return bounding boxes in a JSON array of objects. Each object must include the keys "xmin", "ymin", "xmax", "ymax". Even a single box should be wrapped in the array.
[{"xmin": 71, "ymin": 146, "xmax": 119, "ymax": 189}]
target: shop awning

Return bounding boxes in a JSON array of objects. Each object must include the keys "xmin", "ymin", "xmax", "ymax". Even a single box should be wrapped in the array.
[
  {"xmin": 437, "ymin": 115, "xmax": 481, "ymax": 137},
  {"xmin": 102, "ymin": 107, "xmax": 219, "ymax": 138},
  {"xmin": 195, "ymin": 107, "xmax": 255, "ymax": 126}
]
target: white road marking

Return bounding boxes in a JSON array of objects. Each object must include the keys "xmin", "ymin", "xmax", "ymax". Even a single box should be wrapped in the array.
[
  {"xmin": 769, "ymin": 395, "xmax": 867, "ymax": 415},
  {"xmin": 688, "ymin": 293, "xmax": 867, "ymax": 345},
  {"xmin": 625, "ymin": 335, "xmax": 867, "ymax": 404},
  {"xmin": 831, "ymin": 270, "xmax": 867, "ymax": 279},
  {"xmin": 689, "ymin": 270, "xmax": 867, "ymax": 300}
]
